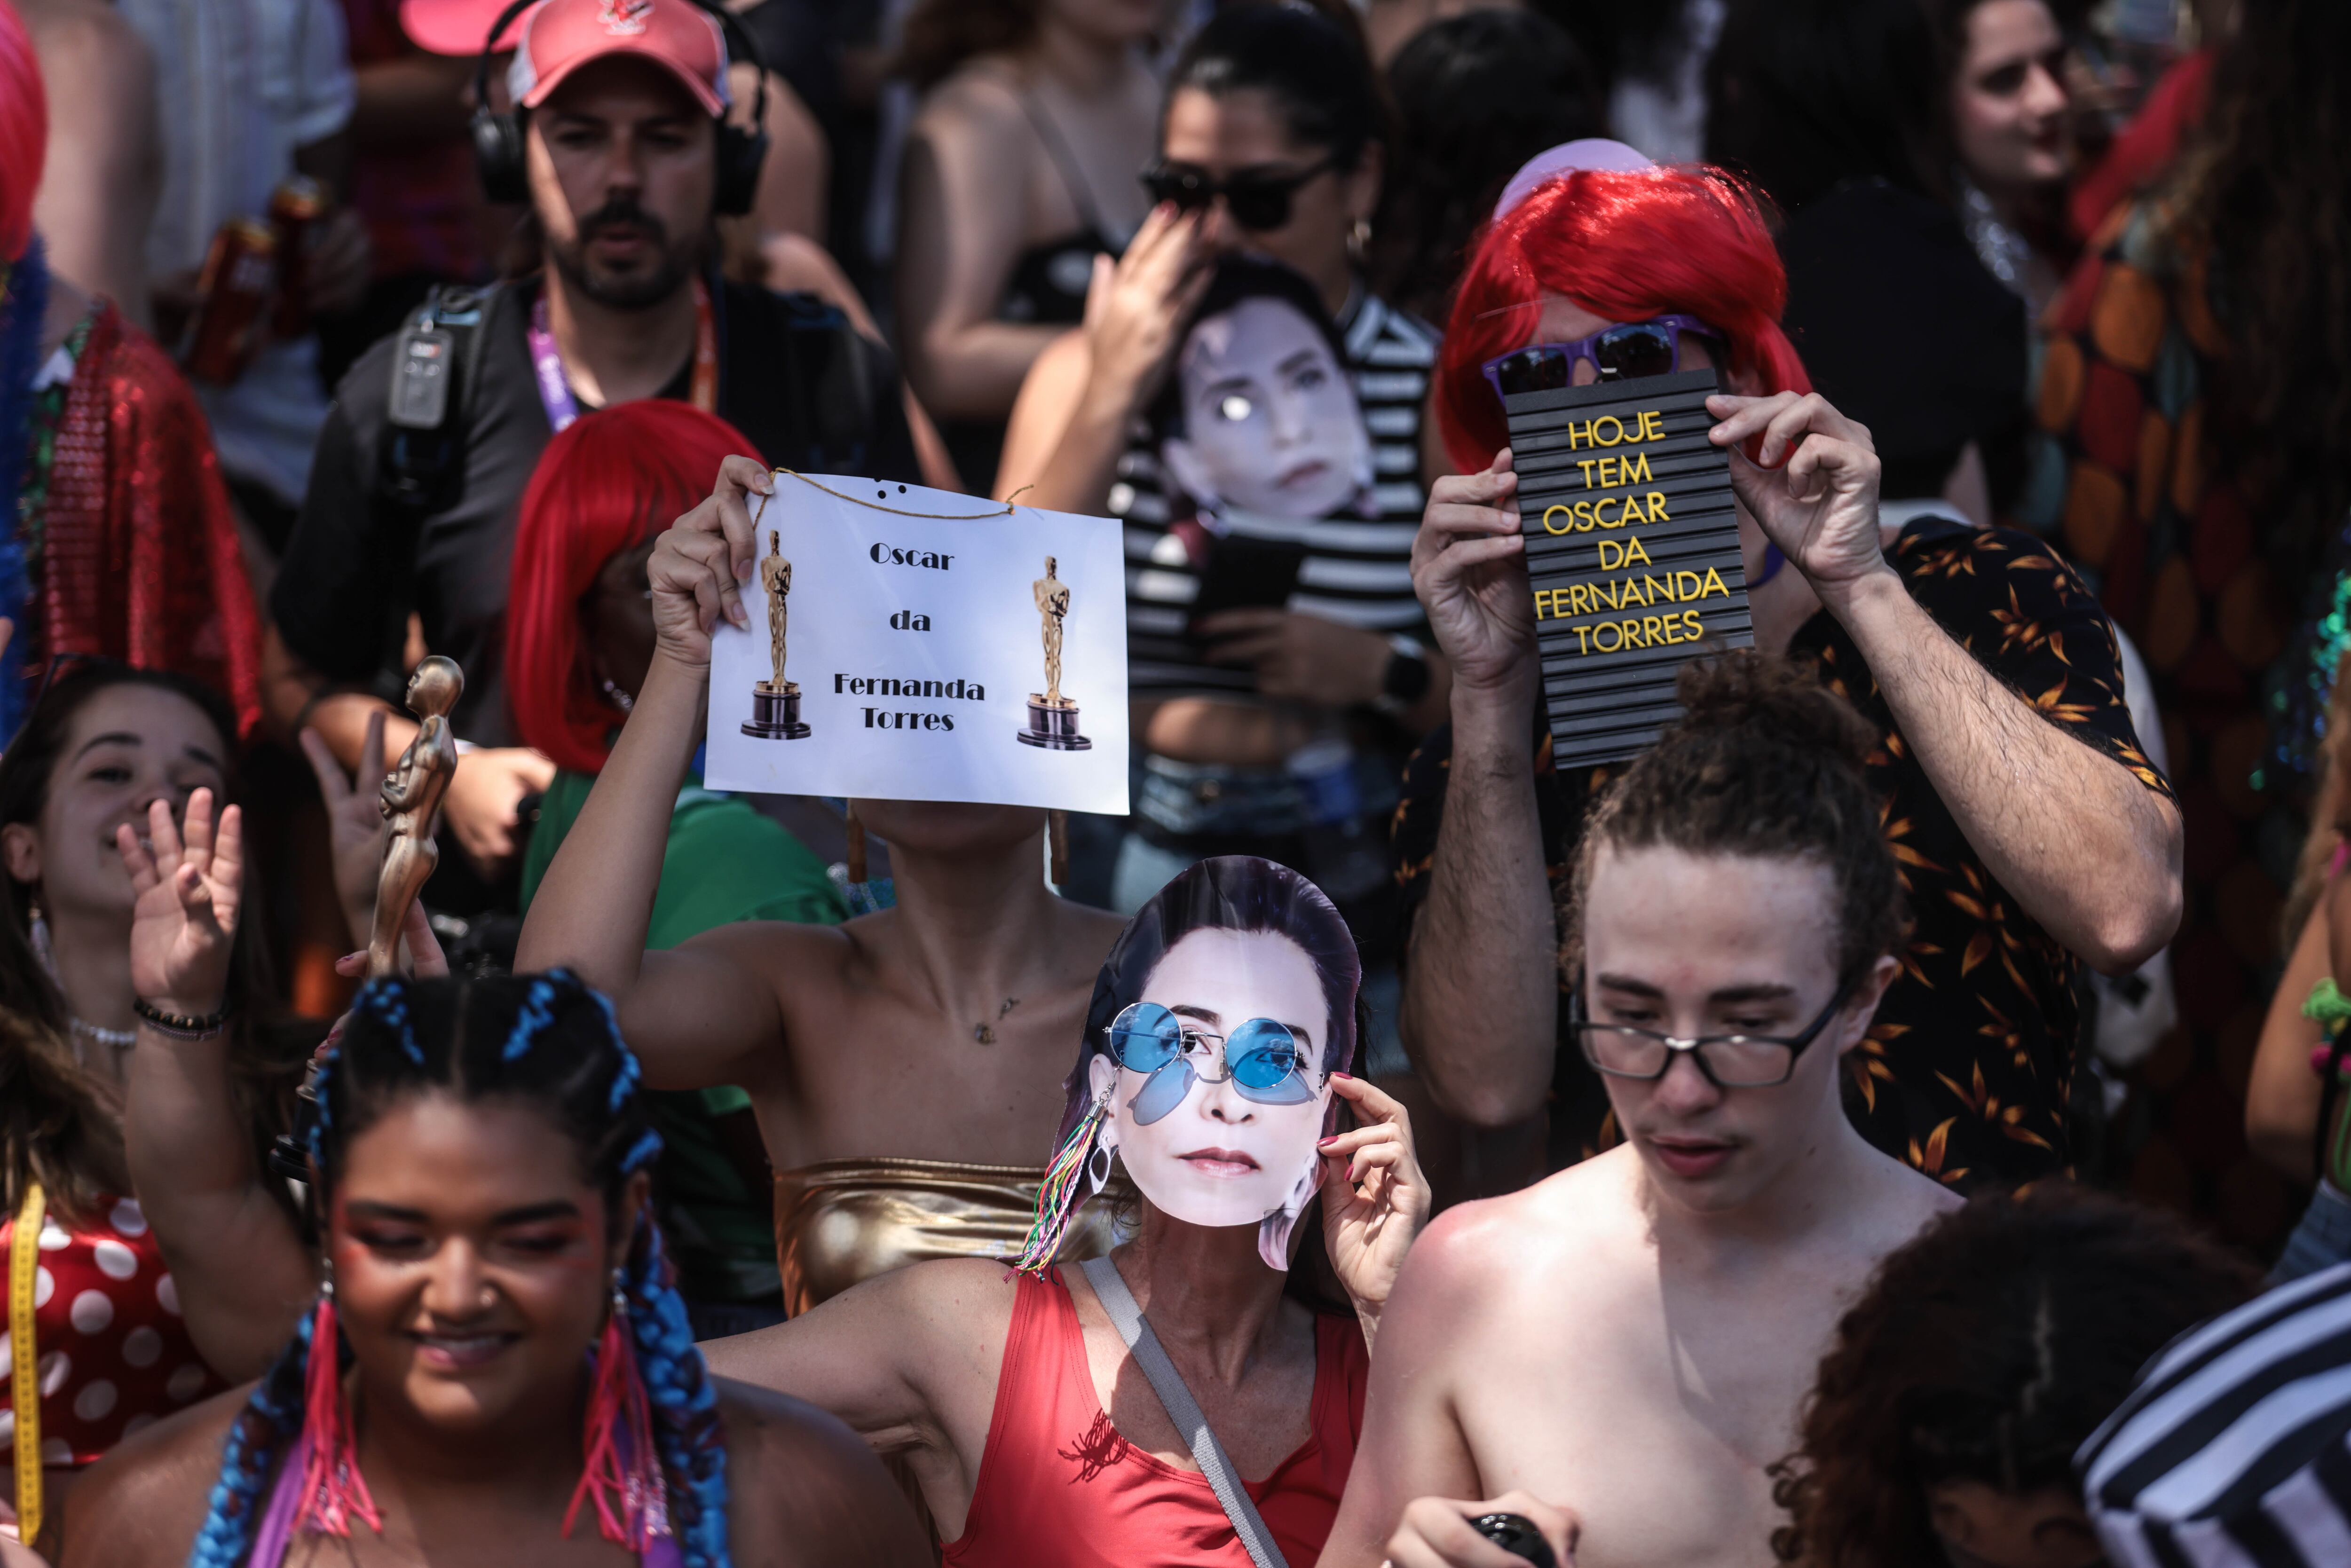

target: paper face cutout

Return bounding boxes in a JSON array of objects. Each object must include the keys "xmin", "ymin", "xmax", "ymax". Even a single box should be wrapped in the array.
[
  {"xmin": 1089, "ymin": 926, "xmax": 1335, "ymax": 1244},
  {"xmin": 1160, "ymin": 296, "xmax": 1373, "ymax": 522}
]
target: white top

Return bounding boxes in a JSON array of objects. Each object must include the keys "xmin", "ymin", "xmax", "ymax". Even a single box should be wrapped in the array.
[{"xmin": 116, "ymin": 0, "xmax": 355, "ymax": 505}]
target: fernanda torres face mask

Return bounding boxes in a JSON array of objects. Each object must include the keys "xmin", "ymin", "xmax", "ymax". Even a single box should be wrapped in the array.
[{"xmin": 1015, "ymin": 857, "xmax": 1360, "ymax": 1274}]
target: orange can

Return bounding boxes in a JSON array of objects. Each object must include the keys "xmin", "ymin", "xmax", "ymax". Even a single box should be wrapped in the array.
[{"xmin": 267, "ymin": 177, "xmax": 326, "ymax": 339}]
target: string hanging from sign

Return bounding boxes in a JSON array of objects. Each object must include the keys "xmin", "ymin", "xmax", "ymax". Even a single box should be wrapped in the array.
[{"xmin": 754, "ymin": 467, "xmax": 1038, "ymax": 525}]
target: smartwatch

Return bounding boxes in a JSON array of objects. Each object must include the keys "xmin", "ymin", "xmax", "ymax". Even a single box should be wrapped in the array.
[{"xmin": 1374, "ymin": 633, "xmax": 1432, "ymax": 717}]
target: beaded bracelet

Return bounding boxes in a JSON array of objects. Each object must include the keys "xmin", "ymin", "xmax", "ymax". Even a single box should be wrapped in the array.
[{"xmin": 133, "ymin": 998, "xmax": 232, "ymax": 1040}]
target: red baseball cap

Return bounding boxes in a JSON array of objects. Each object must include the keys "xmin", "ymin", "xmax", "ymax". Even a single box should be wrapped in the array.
[{"xmin": 400, "ymin": 0, "xmax": 731, "ymax": 117}]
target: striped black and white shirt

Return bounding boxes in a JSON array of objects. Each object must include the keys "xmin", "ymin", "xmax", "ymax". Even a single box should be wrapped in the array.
[
  {"xmin": 1109, "ymin": 291, "xmax": 1439, "ymax": 695},
  {"xmin": 2078, "ymin": 1261, "xmax": 2351, "ymax": 1568}
]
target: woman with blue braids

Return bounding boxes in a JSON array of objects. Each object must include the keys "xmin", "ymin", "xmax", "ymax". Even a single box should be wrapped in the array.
[{"xmin": 47, "ymin": 969, "xmax": 929, "ymax": 1568}]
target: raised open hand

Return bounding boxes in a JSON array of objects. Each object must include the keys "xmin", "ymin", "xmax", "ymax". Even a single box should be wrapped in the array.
[
  {"xmin": 118, "ymin": 789, "xmax": 242, "ymax": 1017},
  {"xmin": 1707, "ymin": 392, "xmax": 1887, "ymax": 601},
  {"xmin": 1320, "ymin": 1073, "xmax": 1431, "ymax": 1344}
]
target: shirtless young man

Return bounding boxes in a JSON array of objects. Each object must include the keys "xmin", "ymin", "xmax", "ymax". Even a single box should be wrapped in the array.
[
  {"xmin": 514, "ymin": 456, "xmax": 1131, "ymax": 1307},
  {"xmin": 1318, "ymin": 653, "xmax": 1961, "ymax": 1568}
]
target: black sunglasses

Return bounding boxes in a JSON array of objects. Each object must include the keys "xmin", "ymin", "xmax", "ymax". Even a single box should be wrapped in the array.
[{"xmin": 1140, "ymin": 155, "xmax": 1339, "ymax": 232}]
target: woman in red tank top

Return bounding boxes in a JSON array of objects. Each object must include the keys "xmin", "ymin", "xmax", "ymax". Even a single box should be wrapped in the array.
[{"xmin": 701, "ymin": 857, "xmax": 1432, "ymax": 1566}]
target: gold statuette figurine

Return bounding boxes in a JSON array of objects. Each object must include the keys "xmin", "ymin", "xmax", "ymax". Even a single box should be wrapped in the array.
[
  {"xmin": 1018, "ymin": 554, "xmax": 1089, "ymax": 751},
  {"xmin": 366, "ymin": 655, "xmax": 463, "ymax": 977},
  {"xmin": 742, "ymin": 528, "xmax": 812, "ymax": 740}
]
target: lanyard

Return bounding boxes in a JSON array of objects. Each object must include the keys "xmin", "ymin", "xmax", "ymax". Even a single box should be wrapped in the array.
[
  {"xmin": 10, "ymin": 1182, "xmax": 46, "ymax": 1543},
  {"xmin": 527, "ymin": 276, "xmax": 717, "ymax": 433}
]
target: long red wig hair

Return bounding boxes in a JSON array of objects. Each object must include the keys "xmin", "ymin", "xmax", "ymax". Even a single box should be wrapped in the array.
[
  {"xmin": 1434, "ymin": 165, "xmax": 1810, "ymax": 474},
  {"xmin": 1, "ymin": 0, "xmax": 46, "ymax": 263},
  {"xmin": 507, "ymin": 401, "xmax": 758, "ymax": 774}
]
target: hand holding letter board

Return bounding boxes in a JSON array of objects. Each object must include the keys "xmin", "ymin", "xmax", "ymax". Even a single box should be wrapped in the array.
[{"xmin": 1508, "ymin": 368, "xmax": 1753, "ymax": 767}]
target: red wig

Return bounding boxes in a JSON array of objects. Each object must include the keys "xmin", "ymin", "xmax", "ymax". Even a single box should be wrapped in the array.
[
  {"xmin": 0, "ymin": 0, "xmax": 46, "ymax": 262},
  {"xmin": 1434, "ymin": 165, "xmax": 1810, "ymax": 474},
  {"xmin": 507, "ymin": 401, "xmax": 758, "ymax": 774}
]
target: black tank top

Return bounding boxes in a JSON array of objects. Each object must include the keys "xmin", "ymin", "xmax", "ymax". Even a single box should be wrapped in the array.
[{"xmin": 941, "ymin": 91, "xmax": 1125, "ymax": 495}]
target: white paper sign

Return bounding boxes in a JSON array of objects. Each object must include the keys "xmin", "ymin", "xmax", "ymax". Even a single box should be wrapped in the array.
[{"xmin": 701, "ymin": 474, "xmax": 1129, "ymax": 813}]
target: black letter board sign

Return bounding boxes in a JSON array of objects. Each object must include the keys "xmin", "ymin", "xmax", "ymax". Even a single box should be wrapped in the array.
[{"xmin": 1506, "ymin": 367, "xmax": 1753, "ymax": 768}]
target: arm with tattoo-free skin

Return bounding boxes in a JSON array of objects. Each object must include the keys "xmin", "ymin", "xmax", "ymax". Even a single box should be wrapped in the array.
[
  {"xmin": 1707, "ymin": 392, "xmax": 2184, "ymax": 974},
  {"xmin": 1316, "ymin": 1206, "xmax": 1581, "ymax": 1568},
  {"xmin": 1398, "ymin": 450, "xmax": 1561, "ymax": 1126},
  {"xmin": 512, "ymin": 458, "xmax": 799, "ymax": 1093},
  {"xmin": 2247, "ymin": 898, "xmax": 2330, "ymax": 1180},
  {"xmin": 115, "ymin": 793, "xmax": 313, "ymax": 1380}
]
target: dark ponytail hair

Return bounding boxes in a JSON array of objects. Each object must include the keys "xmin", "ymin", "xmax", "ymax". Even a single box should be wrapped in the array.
[
  {"xmin": 1562, "ymin": 650, "xmax": 1906, "ymax": 988},
  {"xmin": 1163, "ymin": 3, "xmax": 1386, "ymax": 173},
  {"xmin": 1370, "ymin": 8, "xmax": 1602, "ymax": 325},
  {"xmin": 1704, "ymin": 0, "xmax": 1944, "ymax": 215},
  {"xmin": 186, "ymin": 973, "xmax": 730, "ymax": 1568}
]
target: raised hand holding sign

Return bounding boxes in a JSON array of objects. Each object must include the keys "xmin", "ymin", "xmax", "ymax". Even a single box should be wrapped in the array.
[
  {"xmin": 1507, "ymin": 368, "xmax": 1754, "ymax": 766},
  {"xmin": 702, "ymin": 473, "xmax": 1126, "ymax": 810}
]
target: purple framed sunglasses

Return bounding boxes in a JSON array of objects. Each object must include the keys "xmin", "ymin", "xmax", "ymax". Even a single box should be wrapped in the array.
[{"xmin": 1480, "ymin": 313, "xmax": 1725, "ymax": 404}]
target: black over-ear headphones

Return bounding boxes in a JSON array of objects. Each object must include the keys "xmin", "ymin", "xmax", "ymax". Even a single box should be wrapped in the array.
[{"xmin": 469, "ymin": 0, "xmax": 771, "ymax": 216}]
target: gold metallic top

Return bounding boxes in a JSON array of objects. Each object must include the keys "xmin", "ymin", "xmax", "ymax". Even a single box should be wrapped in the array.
[{"xmin": 774, "ymin": 1156, "xmax": 1131, "ymax": 1316}]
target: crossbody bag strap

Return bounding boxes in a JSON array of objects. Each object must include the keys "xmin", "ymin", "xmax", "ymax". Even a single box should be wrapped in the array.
[
  {"xmin": 11, "ymin": 1182, "xmax": 47, "ymax": 1544},
  {"xmin": 1079, "ymin": 1256, "xmax": 1289, "ymax": 1568}
]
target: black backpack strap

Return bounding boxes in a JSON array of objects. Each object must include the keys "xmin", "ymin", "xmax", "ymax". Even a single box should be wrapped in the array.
[
  {"xmin": 379, "ymin": 284, "xmax": 492, "ymax": 514},
  {"xmin": 767, "ymin": 289, "xmax": 877, "ymax": 474},
  {"xmin": 368, "ymin": 284, "xmax": 493, "ymax": 682}
]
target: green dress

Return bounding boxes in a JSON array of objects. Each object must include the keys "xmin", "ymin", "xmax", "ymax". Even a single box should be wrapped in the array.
[{"xmin": 521, "ymin": 769, "xmax": 847, "ymax": 1307}]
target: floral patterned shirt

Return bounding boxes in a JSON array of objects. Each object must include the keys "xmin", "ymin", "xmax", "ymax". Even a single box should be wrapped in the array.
[{"xmin": 1392, "ymin": 518, "xmax": 2177, "ymax": 1190}]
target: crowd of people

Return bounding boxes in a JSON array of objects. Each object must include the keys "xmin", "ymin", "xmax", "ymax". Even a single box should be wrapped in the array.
[{"xmin": 5, "ymin": 0, "xmax": 2351, "ymax": 1564}]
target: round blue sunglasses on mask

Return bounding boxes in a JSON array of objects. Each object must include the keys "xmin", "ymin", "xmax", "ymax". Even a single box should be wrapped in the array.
[{"xmin": 1107, "ymin": 1001, "xmax": 1318, "ymax": 1125}]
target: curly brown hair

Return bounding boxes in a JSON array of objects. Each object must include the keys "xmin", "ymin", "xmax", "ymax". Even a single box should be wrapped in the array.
[
  {"xmin": 1770, "ymin": 1186, "xmax": 2256, "ymax": 1566},
  {"xmin": 1561, "ymin": 650, "xmax": 1907, "ymax": 989}
]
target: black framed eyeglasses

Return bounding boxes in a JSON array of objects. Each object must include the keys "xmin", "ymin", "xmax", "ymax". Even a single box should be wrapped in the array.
[
  {"xmin": 1569, "ymin": 980, "xmax": 1857, "ymax": 1089},
  {"xmin": 1140, "ymin": 155, "xmax": 1339, "ymax": 232}
]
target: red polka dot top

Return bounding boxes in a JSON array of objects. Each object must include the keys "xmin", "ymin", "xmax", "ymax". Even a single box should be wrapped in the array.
[{"xmin": 2, "ymin": 1195, "xmax": 224, "ymax": 1468}]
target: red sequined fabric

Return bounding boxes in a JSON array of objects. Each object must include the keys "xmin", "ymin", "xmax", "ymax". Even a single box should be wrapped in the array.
[{"xmin": 33, "ymin": 303, "xmax": 262, "ymax": 735}]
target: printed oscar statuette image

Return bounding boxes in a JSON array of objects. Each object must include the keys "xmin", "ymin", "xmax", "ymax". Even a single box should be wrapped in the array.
[
  {"xmin": 368, "ymin": 654, "xmax": 463, "ymax": 977},
  {"xmin": 743, "ymin": 528, "xmax": 812, "ymax": 740},
  {"xmin": 1018, "ymin": 554, "xmax": 1090, "ymax": 751}
]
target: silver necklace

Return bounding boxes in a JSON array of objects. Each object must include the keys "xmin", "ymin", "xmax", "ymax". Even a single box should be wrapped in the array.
[{"xmin": 600, "ymin": 677, "xmax": 636, "ymax": 714}]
